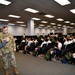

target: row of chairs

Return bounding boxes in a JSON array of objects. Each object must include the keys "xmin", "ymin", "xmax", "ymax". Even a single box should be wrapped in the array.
[
  {"xmin": 61, "ymin": 42, "xmax": 75, "ymax": 56},
  {"xmin": 26, "ymin": 42, "xmax": 55, "ymax": 55}
]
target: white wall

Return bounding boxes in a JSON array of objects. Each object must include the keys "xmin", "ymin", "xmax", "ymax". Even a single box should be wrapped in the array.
[
  {"xmin": 0, "ymin": 25, "xmax": 54, "ymax": 36},
  {"xmin": 9, "ymin": 26, "xmax": 51, "ymax": 36},
  {"xmin": 34, "ymin": 28, "xmax": 51, "ymax": 35},
  {"xmin": 8, "ymin": 26, "xmax": 27, "ymax": 36},
  {"xmin": 0, "ymin": 25, "xmax": 27, "ymax": 36}
]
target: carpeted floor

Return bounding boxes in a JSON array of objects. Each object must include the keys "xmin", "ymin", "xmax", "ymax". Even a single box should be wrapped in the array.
[{"xmin": 0, "ymin": 52, "xmax": 75, "ymax": 75}]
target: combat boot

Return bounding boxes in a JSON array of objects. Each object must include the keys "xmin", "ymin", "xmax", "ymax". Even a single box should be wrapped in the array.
[
  {"xmin": 5, "ymin": 69, "xmax": 8, "ymax": 75},
  {"xmin": 13, "ymin": 68, "xmax": 19, "ymax": 75}
]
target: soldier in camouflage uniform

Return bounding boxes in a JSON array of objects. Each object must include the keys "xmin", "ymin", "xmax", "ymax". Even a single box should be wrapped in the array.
[{"xmin": 0, "ymin": 26, "xmax": 19, "ymax": 75}]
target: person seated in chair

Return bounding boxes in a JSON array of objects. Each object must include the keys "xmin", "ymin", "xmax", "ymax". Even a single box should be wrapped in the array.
[
  {"xmin": 24, "ymin": 38, "xmax": 33, "ymax": 54},
  {"xmin": 50, "ymin": 39, "xmax": 62, "ymax": 61},
  {"xmin": 34, "ymin": 38, "xmax": 47, "ymax": 57}
]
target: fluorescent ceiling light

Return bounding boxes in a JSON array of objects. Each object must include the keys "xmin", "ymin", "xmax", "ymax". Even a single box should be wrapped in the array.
[
  {"xmin": 70, "ymin": 9, "xmax": 75, "ymax": 14},
  {"xmin": 24, "ymin": 8, "xmax": 39, "ymax": 13},
  {"xmin": 0, "ymin": 0, "xmax": 11, "ymax": 5},
  {"xmin": 50, "ymin": 23, "xmax": 56, "ymax": 25},
  {"xmin": 67, "ymin": 26, "xmax": 70, "ymax": 28},
  {"xmin": 53, "ymin": 26, "xmax": 56, "ymax": 28},
  {"xmin": 32, "ymin": 18, "xmax": 41, "ymax": 20},
  {"xmin": 54, "ymin": 0, "xmax": 71, "ymax": 6},
  {"xmin": 57, "ymin": 18, "xmax": 64, "ymax": 21},
  {"xmin": 8, "ymin": 15, "xmax": 21, "ymax": 18},
  {"xmin": 47, "ymin": 25, "xmax": 51, "ymax": 27},
  {"xmin": 57, "ymin": 27, "xmax": 61, "ymax": 28},
  {"xmin": 57, "ymin": 24, "xmax": 62, "ymax": 26},
  {"xmin": 16, "ymin": 21, "xmax": 24, "ymax": 23},
  {"xmin": 70, "ymin": 23, "xmax": 75, "ymax": 25},
  {"xmin": 44, "ymin": 14, "xmax": 54, "ymax": 18},
  {"xmin": 63, "ymin": 25, "xmax": 67, "ymax": 27},
  {"xmin": 39, "ymin": 24, "xmax": 44, "ymax": 26},
  {"xmin": 21, "ymin": 25, "xmax": 26, "ymax": 26},
  {"xmin": 41, "ymin": 21, "xmax": 48, "ymax": 23},
  {"xmin": 64, "ymin": 21, "xmax": 70, "ymax": 23},
  {"xmin": 0, "ymin": 19, "xmax": 9, "ymax": 22},
  {"xmin": 8, "ymin": 23, "xmax": 15, "ymax": 25}
]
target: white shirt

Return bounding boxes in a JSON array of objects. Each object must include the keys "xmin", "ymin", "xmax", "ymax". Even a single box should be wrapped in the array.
[
  {"xmin": 72, "ymin": 39, "xmax": 75, "ymax": 43},
  {"xmin": 64, "ymin": 41, "xmax": 68, "ymax": 45},
  {"xmin": 68, "ymin": 40, "xmax": 73, "ymax": 44},
  {"xmin": 34, "ymin": 40, "xmax": 38, "ymax": 44},
  {"xmin": 47, "ymin": 40, "xmax": 51, "ymax": 44},
  {"xmin": 58, "ymin": 42, "xmax": 62, "ymax": 50},
  {"xmin": 21, "ymin": 40, "xmax": 25, "ymax": 42},
  {"xmin": 40, "ymin": 41, "xmax": 47, "ymax": 47},
  {"xmin": 27, "ymin": 41, "xmax": 33, "ymax": 46}
]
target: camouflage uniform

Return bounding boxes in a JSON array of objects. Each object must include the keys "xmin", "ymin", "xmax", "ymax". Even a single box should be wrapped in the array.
[{"xmin": 0, "ymin": 32, "xmax": 17, "ymax": 69}]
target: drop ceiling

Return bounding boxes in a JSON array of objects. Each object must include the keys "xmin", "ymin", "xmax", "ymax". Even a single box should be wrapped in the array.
[{"xmin": 0, "ymin": 0, "xmax": 75, "ymax": 29}]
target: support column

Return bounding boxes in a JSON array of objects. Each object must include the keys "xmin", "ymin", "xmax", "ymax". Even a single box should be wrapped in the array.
[
  {"xmin": 50, "ymin": 29, "xmax": 55, "ymax": 34},
  {"xmin": 27, "ymin": 19, "xmax": 34, "ymax": 36},
  {"xmin": 63, "ymin": 26, "xmax": 67, "ymax": 35}
]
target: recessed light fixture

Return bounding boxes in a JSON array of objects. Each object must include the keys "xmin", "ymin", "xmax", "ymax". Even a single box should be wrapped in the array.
[
  {"xmin": 44, "ymin": 14, "xmax": 54, "ymax": 18},
  {"xmin": 50, "ymin": 23, "xmax": 56, "ymax": 25},
  {"xmin": 57, "ymin": 27, "xmax": 61, "ymax": 29},
  {"xmin": 70, "ymin": 23, "xmax": 75, "ymax": 25},
  {"xmin": 57, "ymin": 24, "xmax": 62, "ymax": 26},
  {"xmin": 54, "ymin": 0, "xmax": 71, "ymax": 6},
  {"xmin": 39, "ymin": 24, "xmax": 44, "ymax": 26},
  {"xmin": 8, "ymin": 23, "xmax": 15, "ymax": 25},
  {"xmin": 0, "ymin": 0, "xmax": 11, "ymax": 5},
  {"xmin": 64, "ymin": 21, "xmax": 70, "ymax": 23},
  {"xmin": 63, "ymin": 25, "xmax": 67, "ymax": 27},
  {"xmin": 41, "ymin": 21, "xmax": 48, "ymax": 23},
  {"xmin": 16, "ymin": 21, "xmax": 24, "ymax": 23},
  {"xmin": 0, "ymin": 19, "xmax": 9, "ymax": 22},
  {"xmin": 21, "ymin": 25, "xmax": 26, "ymax": 26},
  {"xmin": 31, "ymin": 18, "xmax": 41, "ymax": 20},
  {"xmin": 70, "ymin": 9, "xmax": 75, "ymax": 14},
  {"xmin": 57, "ymin": 18, "xmax": 64, "ymax": 21},
  {"xmin": 67, "ymin": 26, "xmax": 70, "ymax": 28},
  {"xmin": 8, "ymin": 15, "xmax": 21, "ymax": 18},
  {"xmin": 24, "ymin": 8, "xmax": 39, "ymax": 13},
  {"xmin": 47, "ymin": 25, "xmax": 51, "ymax": 27}
]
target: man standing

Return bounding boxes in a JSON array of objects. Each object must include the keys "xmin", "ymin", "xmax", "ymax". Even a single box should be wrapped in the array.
[{"xmin": 0, "ymin": 26, "xmax": 19, "ymax": 75}]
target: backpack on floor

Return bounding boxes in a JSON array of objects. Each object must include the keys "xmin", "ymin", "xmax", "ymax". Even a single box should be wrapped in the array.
[
  {"xmin": 45, "ymin": 48, "xmax": 53, "ymax": 60},
  {"xmin": 32, "ymin": 51, "xmax": 38, "ymax": 57},
  {"xmin": 65, "ymin": 52, "xmax": 72, "ymax": 61},
  {"xmin": 61, "ymin": 58, "xmax": 67, "ymax": 64}
]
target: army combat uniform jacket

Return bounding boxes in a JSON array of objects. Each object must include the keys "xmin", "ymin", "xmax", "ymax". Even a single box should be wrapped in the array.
[{"xmin": 0, "ymin": 32, "xmax": 16, "ymax": 53}]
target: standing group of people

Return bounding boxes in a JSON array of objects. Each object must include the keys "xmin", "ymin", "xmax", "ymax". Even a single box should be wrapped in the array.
[{"xmin": 0, "ymin": 26, "xmax": 19, "ymax": 75}]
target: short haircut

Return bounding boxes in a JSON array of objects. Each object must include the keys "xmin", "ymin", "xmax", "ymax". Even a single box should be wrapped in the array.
[{"xmin": 3, "ymin": 26, "xmax": 8, "ymax": 29}]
